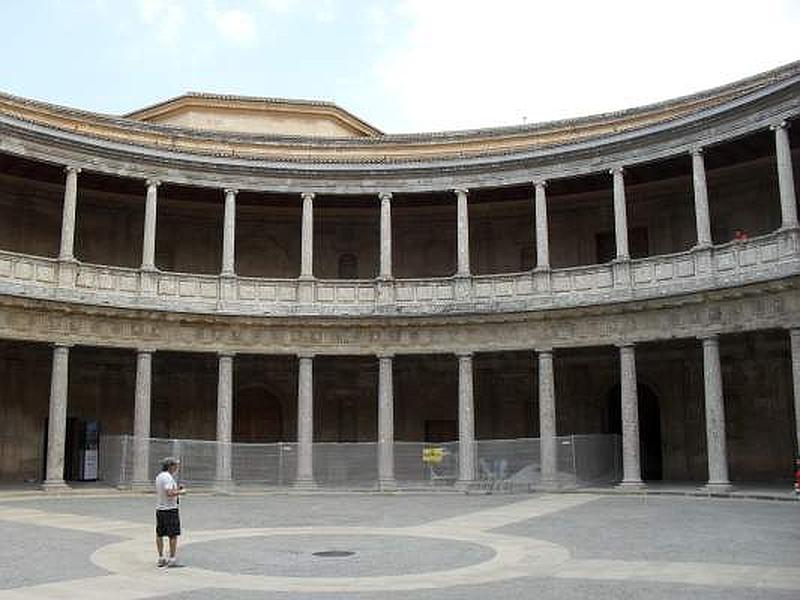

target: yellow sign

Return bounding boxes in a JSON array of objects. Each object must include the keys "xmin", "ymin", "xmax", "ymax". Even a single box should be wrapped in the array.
[{"xmin": 422, "ymin": 447, "xmax": 444, "ymax": 463}]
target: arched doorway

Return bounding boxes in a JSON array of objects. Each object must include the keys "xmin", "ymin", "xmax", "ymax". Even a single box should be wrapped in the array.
[
  {"xmin": 605, "ymin": 383, "xmax": 663, "ymax": 481},
  {"xmin": 233, "ymin": 386, "xmax": 284, "ymax": 443}
]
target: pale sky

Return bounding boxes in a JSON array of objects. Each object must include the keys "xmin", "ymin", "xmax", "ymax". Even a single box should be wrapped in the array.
[{"xmin": 1, "ymin": 0, "xmax": 798, "ymax": 134}]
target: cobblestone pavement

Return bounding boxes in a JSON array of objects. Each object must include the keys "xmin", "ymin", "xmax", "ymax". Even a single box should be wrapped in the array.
[{"xmin": 0, "ymin": 491, "xmax": 798, "ymax": 599}]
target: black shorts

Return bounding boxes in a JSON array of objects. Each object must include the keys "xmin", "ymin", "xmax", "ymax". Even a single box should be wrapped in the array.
[{"xmin": 156, "ymin": 509, "xmax": 181, "ymax": 538}]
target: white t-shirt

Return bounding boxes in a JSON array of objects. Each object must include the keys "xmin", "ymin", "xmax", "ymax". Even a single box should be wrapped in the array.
[{"xmin": 155, "ymin": 471, "xmax": 178, "ymax": 511}]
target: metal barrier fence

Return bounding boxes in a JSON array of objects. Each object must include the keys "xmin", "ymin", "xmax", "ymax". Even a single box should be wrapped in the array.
[{"xmin": 100, "ymin": 434, "xmax": 621, "ymax": 490}]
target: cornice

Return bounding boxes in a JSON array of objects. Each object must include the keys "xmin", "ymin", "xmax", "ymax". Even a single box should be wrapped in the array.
[{"xmin": 0, "ymin": 60, "xmax": 797, "ymax": 171}]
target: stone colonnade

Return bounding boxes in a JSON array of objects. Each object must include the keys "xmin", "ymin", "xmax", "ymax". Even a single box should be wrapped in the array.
[
  {"xmin": 39, "ymin": 327, "xmax": 800, "ymax": 491},
  {"xmin": 50, "ymin": 123, "xmax": 798, "ymax": 279}
]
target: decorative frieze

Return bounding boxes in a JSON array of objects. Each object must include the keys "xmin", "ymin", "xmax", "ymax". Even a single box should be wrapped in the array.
[{"xmin": 0, "ymin": 279, "xmax": 797, "ymax": 355}]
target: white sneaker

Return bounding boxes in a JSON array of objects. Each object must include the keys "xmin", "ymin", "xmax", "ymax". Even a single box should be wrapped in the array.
[
  {"xmin": 157, "ymin": 557, "xmax": 167, "ymax": 567},
  {"xmin": 166, "ymin": 557, "xmax": 182, "ymax": 568}
]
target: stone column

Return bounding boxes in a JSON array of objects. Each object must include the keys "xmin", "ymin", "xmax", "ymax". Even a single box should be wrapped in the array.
[
  {"xmin": 59, "ymin": 166, "xmax": 81, "ymax": 261},
  {"xmin": 141, "ymin": 180, "xmax": 160, "ymax": 270},
  {"xmin": 379, "ymin": 192, "xmax": 393, "ymax": 279},
  {"xmin": 618, "ymin": 344, "xmax": 643, "ymax": 487},
  {"xmin": 534, "ymin": 181, "xmax": 550, "ymax": 270},
  {"xmin": 221, "ymin": 188, "xmax": 237, "ymax": 276},
  {"xmin": 132, "ymin": 349, "xmax": 153, "ymax": 488},
  {"xmin": 791, "ymin": 329, "xmax": 800, "ymax": 456},
  {"xmin": 610, "ymin": 167, "xmax": 630, "ymax": 260},
  {"xmin": 43, "ymin": 344, "xmax": 71, "ymax": 490},
  {"xmin": 772, "ymin": 122, "xmax": 799, "ymax": 230},
  {"xmin": 296, "ymin": 354, "xmax": 315, "ymax": 488},
  {"xmin": 538, "ymin": 348, "xmax": 557, "ymax": 487},
  {"xmin": 457, "ymin": 352, "xmax": 476, "ymax": 487},
  {"xmin": 215, "ymin": 353, "xmax": 234, "ymax": 489},
  {"xmin": 377, "ymin": 354, "xmax": 396, "ymax": 490},
  {"xmin": 300, "ymin": 192, "xmax": 315, "ymax": 279},
  {"xmin": 691, "ymin": 149, "xmax": 713, "ymax": 248},
  {"xmin": 455, "ymin": 188, "xmax": 470, "ymax": 276},
  {"xmin": 701, "ymin": 335, "xmax": 731, "ymax": 491}
]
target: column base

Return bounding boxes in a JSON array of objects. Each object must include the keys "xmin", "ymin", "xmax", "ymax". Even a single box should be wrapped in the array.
[
  {"xmin": 616, "ymin": 480, "xmax": 646, "ymax": 491},
  {"xmin": 535, "ymin": 478, "xmax": 562, "ymax": 492},
  {"xmin": 213, "ymin": 480, "xmax": 236, "ymax": 494},
  {"xmin": 129, "ymin": 481, "xmax": 152, "ymax": 493},
  {"xmin": 701, "ymin": 482, "xmax": 733, "ymax": 494},
  {"xmin": 455, "ymin": 479, "xmax": 477, "ymax": 492},
  {"xmin": 41, "ymin": 480, "xmax": 70, "ymax": 492},
  {"xmin": 293, "ymin": 478, "xmax": 317, "ymax": 491},
  {"xmin": 377, "ymin": 479, "xmax": 398, "ymax": 492}
]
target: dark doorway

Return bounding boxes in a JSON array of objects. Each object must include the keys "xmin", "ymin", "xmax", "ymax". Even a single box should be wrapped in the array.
[
  {"xmin": 425, "ymin": 419, "xmax": 457, "ymax": 443},
  {"xmin": 233, "ymin": 387, "xmax": 283, "ymax": 443},
  {"xmin": 605, "ymin": 383, "xmax": 663, "ymax": 480}
]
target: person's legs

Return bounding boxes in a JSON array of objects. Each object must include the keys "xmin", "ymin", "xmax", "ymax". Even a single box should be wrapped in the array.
[
  {"xmin": 168, "ymin": 536, "xmax": 177, "ymax": 558},
  {"xmin": 156, "ymin": 536, "xmax": 164, "ymax": 556}
]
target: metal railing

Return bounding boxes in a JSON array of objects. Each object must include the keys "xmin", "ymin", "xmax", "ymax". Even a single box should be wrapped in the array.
[{"xmin": 100, "ymin": 434, "xmax": 622, "ymax": 491}]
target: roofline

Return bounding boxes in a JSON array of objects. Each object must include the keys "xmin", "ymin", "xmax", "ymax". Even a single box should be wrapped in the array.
[{"xmin": 124, "ymin": 92, "xmax": 384, "ymax": 136}]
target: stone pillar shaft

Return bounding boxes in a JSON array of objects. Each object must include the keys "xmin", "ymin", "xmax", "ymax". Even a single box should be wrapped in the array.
[
  {"xmin": 378, "ymin": 355, "xmax": 395, "ymax": 488},
  {"xmin": 296, "ymin": 355, "xmax": 314, "ymax": 486},
  {"xmin": 379, "ymin": 192, "xmax": 393, "ymax": 279},
  {"xmin": 59, "ymin": 167, "xmax": 80, "ymax": 261},
  {"xmin": 44, "ymin": 344, "xmax": 70, "ymax": 487},
  {"xmin": 300, "ymin": 193, "xmax": 314, "ymax": 278},
  {"xmin": 538, "ymin": 349, "xmax": 557, "ymax": 484},
  {"xmin": 790, "ymin": 329, "xmax": 800, "ymax": 455},
  {"xmin": 457, "ymin": 353, "xmax": 475, "ymax": 485},
  {"xmin": 455, "ymin": 189, "xmax": 470, "ymax": 276},
  {"xmin": 774, "ymin": 122, "xmax": 799, "ymax": 230},
  {"xmin": 619, "ymin": 344, "xmax": 643, "ymax": 486},
  {"xmin": 691, "ymin": 150, "xmax": 713, "ymax": 247},
  {"xmin": 141, "ymin": 180, "xmax": 159, "ymax": 270},
  {"xmin": 534, "ymin": 182, "xmax": 550, "ymax": 270},
  {"xmin": 221, "ymin": 189, "xmax": 237, "ymax": 276},
  {"xmin": 132, "ymin": 350, "xmax": 153, "ymax": 486},
  {"xmin": 216, "ymin": 353, "xmax": 234, "ymax": 484},
  {"xmin": 611, "ymin": 168, "xmax": 630, "ymax": 260},
  {"xmin": 701, "ymin": 336, "xmax": 731, "ymax": 488}
]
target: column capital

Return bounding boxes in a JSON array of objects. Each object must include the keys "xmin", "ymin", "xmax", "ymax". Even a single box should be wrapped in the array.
[
  {"xmin": 689, "ymin": 146, "xmax": 704, "ymax": 157},
  {"xmin": 378, "ymin": 191, "xmax": 393, "ymax": 202},
  {"xmin": 301, "ymin": 191, "xmax": 315, "ymax": 201},
  {"xmin": 616, "ymin": 342, "xmax": 636, "ymax": 350},
  {"xmin": 533, "ymin": 180, "xmax": 548, "ymax": 189},
  {"xmin": 790, "ymin": 328, "xmax": 800, "ymax": 339},
  {"xmin": 698, "ymin": 333, "xmax": 720, "ymax": 343},
  {"xmin": 218, "ymin": 351, "xmax": 236, "ymax": 359},
  {"xmin": 535, "ymin": 346, "xmax": 554, "ymax": 355},
  {"xmin": 297, "ymin": 352, "xmax": 315, "ymax": 360},
  {"xmin": 456, "ymin": 351, "xmax": 474, "ymax": 359},
  {"xmin": 770, "ymin": 120, "xmax": 789, "ymax": 131},
  {"xmin": 137, "ymin": 347, "xmax": 157, "ymax": 355},
  {"xmin": 145, "ymin": 179, "xmax": 161, "ymax": 188},
  {"xmin": 223, "ymin": 188, "xmax": 238, "ymax": 197},
  {"xmin": 453, "ymin": 188, "xmax": 469, "ymax": 197},
  {"xmin": 609, "ymin": 166, "xmax": 624, "ymax": 176},
  {"xmin": 64, "ymin": 165, "xmax": 81, "ymax": 175},
  {"xmin": 376, "ymin": 352, "xmax": 395, "ymax": 360},
  {"xmin": 52, "ymin": 342, "xmax": 73, "ymax": 350}
]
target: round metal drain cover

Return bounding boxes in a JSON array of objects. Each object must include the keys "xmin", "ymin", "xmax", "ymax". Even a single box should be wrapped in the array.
[{"xmin": 312, "ymin": 550, "xmax": 355, "ymax": 558}]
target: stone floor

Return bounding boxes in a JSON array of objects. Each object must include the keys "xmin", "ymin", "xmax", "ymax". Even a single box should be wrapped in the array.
[{"xmin": 0, "ymin": 490, "xmax": 798, "ymax": 599}]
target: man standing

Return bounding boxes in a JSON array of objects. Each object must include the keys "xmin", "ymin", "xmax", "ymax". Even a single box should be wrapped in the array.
[{"xmin": 155, "ymin": 457, "xmax": 186, "ymax": 567}]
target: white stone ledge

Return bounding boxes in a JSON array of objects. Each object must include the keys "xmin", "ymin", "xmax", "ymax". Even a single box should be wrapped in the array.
[{"xmin": 0, "ymin": 229, "xmax": 797, "ymax": 317}]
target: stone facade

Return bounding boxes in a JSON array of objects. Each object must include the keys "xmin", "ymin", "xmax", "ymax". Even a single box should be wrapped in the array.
[{"xmin": 0, "ymin": 62, "xmax": 799, "ymax": 488}]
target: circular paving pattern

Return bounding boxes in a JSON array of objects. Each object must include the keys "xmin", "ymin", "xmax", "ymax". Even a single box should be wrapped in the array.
[{"xmin": 183, "ymin": 533, "xmax": 495, "ymax": 577}]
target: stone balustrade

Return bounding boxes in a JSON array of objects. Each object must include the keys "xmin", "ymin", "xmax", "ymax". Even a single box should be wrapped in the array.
[{"xmin": 0, "ymin": 229, "xmax": 797, "ymax": 317}]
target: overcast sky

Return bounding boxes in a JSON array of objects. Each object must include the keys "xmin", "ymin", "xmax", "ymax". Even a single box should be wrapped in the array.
[{"xmin": 1, "ymin": 0, "xmax": 798, "ymax": 134}]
